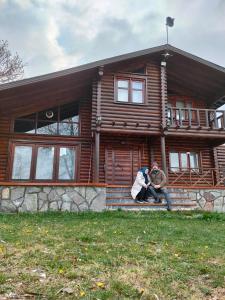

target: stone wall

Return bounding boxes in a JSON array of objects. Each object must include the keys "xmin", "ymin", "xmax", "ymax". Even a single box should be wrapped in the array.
[
  {"xmin": 169, "ymin": 188, "xmax": 225, "ymax": 212},
  {"xmin": 187, "ymin": 189, "xmax": 225, "ymax": 212},
  {"xmin": 1, "ymin": 186, "xmax": 225, "ymax": 213},
  {"xmin": 0, "ymin": 186, "xmax": 106, "ymax": 212}
]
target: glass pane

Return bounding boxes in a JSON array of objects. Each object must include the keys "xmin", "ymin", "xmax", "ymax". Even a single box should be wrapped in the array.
[
  {"xmin": 38, "ymin": 107, "xmax": 58, "ymax": 121},
  {"xmin": 60, "ymin": 102, "xmax": 79, "ymax": 122},
  {"xmin": 176, "ymin": 101, "xmax": 185, "ymax": 108},
  {"xmin": 132, "ymin": 81, "xmax": 143, "ymax": 90},
  {"xmin": 190, "ymin": 152, "xmax": 199, "ymax": 169},
  {"xmin": 59, "ymin": 148, "xmax": 76, "ymax": 180},
  {"xmin": 181, "ymin": 153, "xmax": 188, "ymax": 170},
  {"xmin": 186, "ymin": 102, "xmax": 192, "ymax": 109},
  {"xmin": 37, "ymin": 121, "xmax": 58, "ymax": 135},
  {"xmin": 117, "ymin": 80, "xmax": 128, "ymax": 88},
  {"xmin": 35, "ymin": 147, "xmax": 54, "ymax": 179},
  {"xmin": 14, "ymin": 120, "xmax": 35, "ymax": 134},
  {"xmin": 59, "ymin": 123, "xmax": 79, "ymax": 136},
  {"xmin": 170, "ymin": 152, "xmax": 179, "ymax": 171},
  {"xmin": 132, "ymin": 90, "xmax": 143, "ymax": 103},
  {"xmin": 17, "ymin": 113, "xmax": 36, "ymax": 120},
  {"xmin": 118, "ymin": 89, "xmax": 128, "ymax": 102},
  {"xmin": 167, "ymin": 103, "xmax": 172, "ymax": 121},
  {"xmin": 12, "ymin": 146, "xmax": 32, "ymax": 179}
]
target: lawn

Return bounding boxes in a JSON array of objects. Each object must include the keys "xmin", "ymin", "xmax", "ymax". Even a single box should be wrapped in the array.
[{"xmin": 0, "ymin": 211, "xmax": 225, "ymax": 300}]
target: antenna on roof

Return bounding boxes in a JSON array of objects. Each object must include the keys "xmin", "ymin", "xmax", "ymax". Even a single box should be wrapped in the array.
[{"xmin": 166, "ymin": 16, "xmax": 175, "ymax": 44}]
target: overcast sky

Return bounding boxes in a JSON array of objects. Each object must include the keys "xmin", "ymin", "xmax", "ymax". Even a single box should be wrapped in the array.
[{"xmin": 0, "ymin": 0, "xmax": 225, "ymax": 79}]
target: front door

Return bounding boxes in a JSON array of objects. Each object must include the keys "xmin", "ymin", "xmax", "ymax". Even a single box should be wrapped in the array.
[{"xmin": 105, "ymin": 146, "xmax": 141, "ymax": 185}]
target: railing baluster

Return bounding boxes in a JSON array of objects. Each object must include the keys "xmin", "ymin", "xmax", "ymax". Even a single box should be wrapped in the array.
[
  {"xmin": 205, "ymin": 110, "xmax": 209, "ymax": 127},
  {"xmin": 178, "ymin": 109, "xmax": 182, "ymax": 126},
  {"xmin": 197, "ymin": 109, "xmax": 200, "ymax": 127},
  {"xmin": 223, "ymin": 111, "xmax": 225, "ymax": 129},
  {"xmin": 214, "ymin": 111, "xmax": 218, "ymax": 128},
  {"xmin": 188, "ymin": 109, "xmax": 192, "ymax": 127}
]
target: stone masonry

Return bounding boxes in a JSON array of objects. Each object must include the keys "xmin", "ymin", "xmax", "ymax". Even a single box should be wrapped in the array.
[{"xmin": 0, "ymin": 186, "xmax": 106, "ymax": 213}]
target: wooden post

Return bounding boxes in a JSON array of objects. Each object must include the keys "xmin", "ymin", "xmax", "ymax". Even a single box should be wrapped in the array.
[
  {"xmin": 94, "ymin": 131, "xmax": 100, "ymax": 182},
  {"xmin": 161, "ymin": 135, "xmax": 167, "ymax": 176},
  {"xmin": 94, "ymin": 66, "xmax": 104, "ymax": 183},
  {"xmin": 160, "ymin": 62, "xmax": 167, "ymax": 129}
]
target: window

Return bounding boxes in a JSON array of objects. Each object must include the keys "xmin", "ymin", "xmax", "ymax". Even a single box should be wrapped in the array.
[
  {"xmin": 169, "ymin": 151, "xmax": 200, "ymax": 172},
  {"xmin": 11, "ymin": 143, "xmax": 77, "ymax": 181},
  {"xmin": 14, "ymin": 102, "xmax": 79, "ymax": 136},
  {"xmin": 116, "ymin": 78, "xmax": 145, "ymax": 104},
  {"xmin": 12, "ymin": 146, "xmax": 32, "ymax": 179}
]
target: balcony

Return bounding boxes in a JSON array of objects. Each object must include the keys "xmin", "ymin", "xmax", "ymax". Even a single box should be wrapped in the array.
[{"xmin": 167, "ymin": 107, "xmax": 225, "ymax": 134}]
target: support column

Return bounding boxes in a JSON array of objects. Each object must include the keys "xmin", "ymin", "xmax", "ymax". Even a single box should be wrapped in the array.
[
  {"xmin": 161, "ymin": 135, "xmax": 167, "ymax": 175},
  {"xmin": 94, "ymin": 66, "xmax": 104, "ymax": 183},
  {"xmin": 94, "ymin": 130, "xmax": 100, "ymax": 182}
]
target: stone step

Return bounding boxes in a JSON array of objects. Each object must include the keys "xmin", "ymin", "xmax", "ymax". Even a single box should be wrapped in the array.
[
  {"xmin": 106, "ymin": 195, "xmax": 190, "ymax": 201},
  {"xmin": 106, "ymin": 199, "xmax": 195, "ymax": 205},
  {"xmin": 106, "ymin": 202, "xmax": 197, "ymax": 211}
]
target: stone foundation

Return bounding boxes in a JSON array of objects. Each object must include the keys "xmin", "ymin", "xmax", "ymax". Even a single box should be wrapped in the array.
[
  {"xmin": 0, "ymin": 186, "xmax": 106, "ymax": 212},
  {"xmin": 169, "ymin": 188, "xmax": 225, "ymax": 212},
  {"xmin": 1, "ymin": 186, "xmax": 225, "ymax": 213}
]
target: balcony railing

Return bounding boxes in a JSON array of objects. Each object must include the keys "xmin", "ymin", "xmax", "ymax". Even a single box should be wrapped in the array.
[
  {"xmin": 167, "ymin": 107, "xmax": 225, "ymax": 129},
  {"xmin": 168, "ymin": 167, "xmax": 225, "ymax": 187}
]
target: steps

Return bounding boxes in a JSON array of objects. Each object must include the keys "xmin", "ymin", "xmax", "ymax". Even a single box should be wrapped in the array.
[{"xmin": 106, "ymin": 186, "xmax": 198, "ymax": 211}]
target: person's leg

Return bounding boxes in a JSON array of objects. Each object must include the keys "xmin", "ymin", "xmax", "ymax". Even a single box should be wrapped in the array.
[
  {"xmin": 160, "ymin": 188, "xmax": 172, "ymax": 210},
  {"xmin": 136, "ymin": 187, "xmax": 146, "ymax": 203},
  {"xmin": 148, "ymin": 186, "xmax": 161, "ymax": 203}
]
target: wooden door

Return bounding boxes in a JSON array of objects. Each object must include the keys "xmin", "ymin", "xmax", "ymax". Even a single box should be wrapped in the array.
[{"xmin": 105, "ymin": 146, "xmax": 141, "ymax": 184}]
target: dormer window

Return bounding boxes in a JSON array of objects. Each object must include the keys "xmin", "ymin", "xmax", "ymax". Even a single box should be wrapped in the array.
[{"xmin": 116, "ymin": 78, "xmax": 145, "ymax": 104}]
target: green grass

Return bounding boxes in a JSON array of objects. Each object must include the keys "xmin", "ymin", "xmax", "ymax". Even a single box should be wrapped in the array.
[{"xmin": 0, "ymin": 211, "xmax": 225, "ymax": 299}]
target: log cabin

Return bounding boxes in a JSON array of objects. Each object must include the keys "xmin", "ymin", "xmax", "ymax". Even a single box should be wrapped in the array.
[{"xmin": 1, "ymin": 44, "xmax": 225, "ymax": 212}]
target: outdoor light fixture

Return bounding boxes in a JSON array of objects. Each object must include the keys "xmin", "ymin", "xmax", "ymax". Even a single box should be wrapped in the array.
[{"xmin": 46, "ymin": 110, "xmax": 54, "ymax": 119}]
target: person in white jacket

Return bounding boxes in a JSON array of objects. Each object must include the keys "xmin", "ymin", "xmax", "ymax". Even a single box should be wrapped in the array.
[{"xmin": 131, "ymin": 167, "xmax": 154, "ymax": 203}]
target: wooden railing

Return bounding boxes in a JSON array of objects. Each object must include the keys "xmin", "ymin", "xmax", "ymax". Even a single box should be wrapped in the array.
[
  {"xmin": 168, "ymin": 167, "xmax": 225, "ymax": 187},
  {"xmin": 167, "ymin": 107, "xmax": 225, "ymax": 129}
]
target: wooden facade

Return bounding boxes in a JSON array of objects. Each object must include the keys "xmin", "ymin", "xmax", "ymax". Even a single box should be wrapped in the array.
[{"xmin": 1, "ymin": 44, "xmax": 225, "ymax": 187}]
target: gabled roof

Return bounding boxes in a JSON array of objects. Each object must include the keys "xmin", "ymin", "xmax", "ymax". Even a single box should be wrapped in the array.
[
  {"xmin": 0, "ymin": 44, "xmax": 225, "ymax": 91},
  {"xmin": 0, "ymin": 44, "xmax": 225, "ymax": 116}
]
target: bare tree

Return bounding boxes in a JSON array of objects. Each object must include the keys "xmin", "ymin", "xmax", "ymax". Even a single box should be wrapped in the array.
[{"xmin": 0, "ymin": 40, "xmax": 24, "ymax": 83}]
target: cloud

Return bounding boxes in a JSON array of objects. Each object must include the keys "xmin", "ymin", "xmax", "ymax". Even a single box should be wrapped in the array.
[{"xmin": 0, "ymin": 0, "xmax": 224, "ymax": 79}]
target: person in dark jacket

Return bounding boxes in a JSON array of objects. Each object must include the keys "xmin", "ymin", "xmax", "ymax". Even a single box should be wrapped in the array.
[{"xmin": 149, "ymin": 162, "xmax": 172, "ymax": 211}]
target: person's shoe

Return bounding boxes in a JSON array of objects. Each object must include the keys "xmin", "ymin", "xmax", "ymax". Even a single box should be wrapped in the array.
[
  {"xmin": 167, "ymin": 207, "xmax": 172, "ymax": 211},
  {"xmin": 154, "ymin": 199, "xmax": 162, "ymax": 203},
  {"xmin": 143, "ymin": 199, "xmax": 149, "ymax": 203},
  {"xmin": 135, "ymin": 200, "xmax": 144, "ymax": 204}
]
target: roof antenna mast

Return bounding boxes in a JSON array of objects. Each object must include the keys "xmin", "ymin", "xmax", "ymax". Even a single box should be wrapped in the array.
[{"xmin": 166, "ymin": 16, "xmax": 175, "ymax": 45}]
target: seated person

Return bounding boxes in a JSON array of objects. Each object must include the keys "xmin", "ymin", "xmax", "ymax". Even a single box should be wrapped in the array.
[
  {"xmin": 149, "ymin": 162, "xmax": 172, "ymax": 211},
  {"xmin": 131, "ymin": 167, "xmax": 158, "ymax": 203}
]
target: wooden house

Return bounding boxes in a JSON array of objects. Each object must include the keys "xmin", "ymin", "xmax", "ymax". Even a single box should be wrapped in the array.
[{"xmin": 1, "ymin": 44, "xmax": 225, "ymax": 212}]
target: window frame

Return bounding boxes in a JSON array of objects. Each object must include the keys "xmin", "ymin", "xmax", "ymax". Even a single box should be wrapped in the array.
[
  {"xmin": 13, "ymin": 102, "xmax": 80, "ymax": 137},
  {"xmin": 169, "ymin": 150, "xmax": 201, "ymax": 173},
  {"xmin": 114, "ymin": 75, "xmax": 147, "ymax": 105},
  {"xmin": 9, "ymin": 141, "xmax": 79, "ymax": 182}
]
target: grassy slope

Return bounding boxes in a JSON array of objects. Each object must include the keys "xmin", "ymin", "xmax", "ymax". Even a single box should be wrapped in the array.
[{"xmin": 0, "ymin": 211, "xmax": 225, "ymax": 299}]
